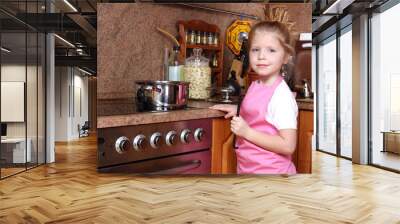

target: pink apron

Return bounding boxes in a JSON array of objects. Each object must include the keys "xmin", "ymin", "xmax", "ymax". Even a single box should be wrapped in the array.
[{"xmin": 236, "ymin": 76, "xmax": 296, "ymax": 174}]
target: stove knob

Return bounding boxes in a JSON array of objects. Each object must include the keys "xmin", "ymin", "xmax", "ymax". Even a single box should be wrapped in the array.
[
  {"xmin": 165, "ymin": 131, "xmax": 177, "ymax": 146},
  {"xmin": 194, "ymin": 128, "xmax": 204, "ymax": 142},
  {"xmin": 150, "ymin": 132, "xmax": 162, "ymax": 149},
  {"xmin": 115, "ymin": 136, "xmax": 130, "ymax": 154},
  {"xmin": 133, "ymin": 134, "xmax": 146, "ymax": 151},
  {"xmin": 180, "ymin": 129, "xmax": 191, "ymax": 144}
]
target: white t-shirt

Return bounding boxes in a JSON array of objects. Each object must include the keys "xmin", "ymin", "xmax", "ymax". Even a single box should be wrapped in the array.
[{"xmin": 265, "ymin": 81, "xmax": 298, "ymax": 130}]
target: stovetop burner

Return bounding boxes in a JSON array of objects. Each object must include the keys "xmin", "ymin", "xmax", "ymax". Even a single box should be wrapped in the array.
[
  {"xmin": 97, "ymin": 98, "xmax": 193, "ymax": 117},
  {"xmin": 206, "ymin": 95, "xmax": 240, "ymax": 104}
]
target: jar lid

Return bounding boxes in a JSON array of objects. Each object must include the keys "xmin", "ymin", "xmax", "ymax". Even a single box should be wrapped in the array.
[{"xmin": 185, "ymin": 48, "xmax": 209, "ymax": 66}]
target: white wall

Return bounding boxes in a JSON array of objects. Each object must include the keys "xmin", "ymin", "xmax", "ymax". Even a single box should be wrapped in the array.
[
  {"xmin": 55, "ymin": 67, "xmax": 69, "ymax": 141},
  {"xmin": 55, "ymin": 67, "xmax": 89, "ymax": 141},
  {"xmin": 73, "ymin": 72, "xmax": 89, "ymax": 138},
  {"xmin": 1, "ymin": 65, "xmax": 26, "ymax": 81},
  {"xmin": 1, "ymin": 63, "xmax": 45, "ymax": 164}
]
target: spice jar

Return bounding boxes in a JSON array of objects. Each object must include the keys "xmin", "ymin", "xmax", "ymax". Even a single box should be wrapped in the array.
[
  {"xmin": 214, "ymin": 33, "xmax": 219, "ymax": 46},
  {"xmin": 185, "ymin": 30, "xmax": 189, "ymax": 43},
  {"xmin": 184, "ymin": 48, "xmax": 211, "ymax": 99},
  {"xmin": 202, "ymin": 32, "xmax": 208, "ymax": 45},
  {"xmin": 208, "ymin": 32, "xmax": 214, "ymax": 45},
  {"xmin": 189, "ymin": 30, "xmax": 196, "ymax": 44},
  {"xmin": 196, "ymin": 31, "xmax": 201, "ymax": 44}
]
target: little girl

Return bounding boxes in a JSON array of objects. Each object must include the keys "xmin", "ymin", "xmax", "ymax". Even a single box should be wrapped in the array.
[{"xmin": 210, "ymin": 21, "xmax": 298, "ymax": 174}]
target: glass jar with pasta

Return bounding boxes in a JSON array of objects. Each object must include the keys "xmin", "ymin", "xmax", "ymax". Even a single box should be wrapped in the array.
[{"xmin": 184, "ymin": 48, "xmax": 211, "ymax": 99}]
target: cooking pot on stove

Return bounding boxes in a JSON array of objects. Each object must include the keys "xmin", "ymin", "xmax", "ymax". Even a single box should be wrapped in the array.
[{"xmin": 135, "ymin": 80, "xmax": 189, "ymax": 111}]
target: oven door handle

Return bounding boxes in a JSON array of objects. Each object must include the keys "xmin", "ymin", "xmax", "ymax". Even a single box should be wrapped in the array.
[{"xmin": 148, "ymin": 160, "xmax": 202, "ymax": 174}]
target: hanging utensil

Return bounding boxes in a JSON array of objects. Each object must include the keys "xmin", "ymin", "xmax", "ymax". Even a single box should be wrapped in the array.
[
  {"xmin": 156, "ymin": 27, "xmax": 180, "ymax": 47},
  {"xmin": 233, "ymin": 95, "xmax": 243, "ymax": 149}
]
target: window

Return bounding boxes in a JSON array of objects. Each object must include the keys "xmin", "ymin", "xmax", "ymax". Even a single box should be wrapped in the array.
[
  {"xmin": 370, "ymin": 2, "xmax": 400, "ymax": 171},
  {"xmin": 0, "ymin": 1, "xmax": 47, "ymax": 179},
  {"xmin": 339, "ymin": 26, "xmax": 352, "ymax": 158},
  {"xmin": 317, "ymin": 35, "xmax": 337, "ymax": 155}
]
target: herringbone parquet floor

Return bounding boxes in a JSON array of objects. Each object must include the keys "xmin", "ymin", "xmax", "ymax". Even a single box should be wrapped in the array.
[{"xmin": 1, "ymin": 135, "xmax": 400, "ymax": 224}]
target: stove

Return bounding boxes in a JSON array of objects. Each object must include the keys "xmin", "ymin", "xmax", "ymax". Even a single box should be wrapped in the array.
[{"xmin": 97, "ymin": 99, "xmax": 212, "ymax": 174}]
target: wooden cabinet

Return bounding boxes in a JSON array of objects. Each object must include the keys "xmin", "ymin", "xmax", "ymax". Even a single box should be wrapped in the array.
[
  {"xmin": 177, "ymin": 20, "xmax": 224, "ymax": 87},
  {"xmin": 293, "ymin": 110, "xmax": 313, "ymax": 173},
  {"xmin": 211, "ymin": 118, "xmax": 236, "ymax": 174},
  {"xmin": 211, "ymin": 110, "xmax": 313, "ymax": 174}
]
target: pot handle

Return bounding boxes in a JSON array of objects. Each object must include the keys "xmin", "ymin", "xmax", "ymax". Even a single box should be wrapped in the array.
[
  {"xmin": 178, "ymin": 85, "xmax": 187, "ymax": 103},
  {"xmin": 136, "ymin": 87, "xmax": 148, "ymax": 111}
]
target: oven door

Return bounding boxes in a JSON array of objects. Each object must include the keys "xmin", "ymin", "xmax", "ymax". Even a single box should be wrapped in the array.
[{"xmin": 98, "ymin": 150, "xmax": 210, "ymax": 174}]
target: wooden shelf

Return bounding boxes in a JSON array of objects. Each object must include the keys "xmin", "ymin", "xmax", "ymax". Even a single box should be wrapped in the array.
[
  {"xmin": 177, "ymin": 20, "xmax": 224, "ymax": 87},
  {"xmin": 186, "ymin": 44, "xmax": 221, "ymax": 51}
]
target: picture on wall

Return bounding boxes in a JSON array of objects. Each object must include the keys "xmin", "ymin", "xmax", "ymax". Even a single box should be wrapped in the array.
[
  {"xmin": 1, "ymin": 81, "xmax": 25, "ymax": 122},
  {"xmin": 97, "ymin": 3, "xmax": 312, "ymax": 175}
]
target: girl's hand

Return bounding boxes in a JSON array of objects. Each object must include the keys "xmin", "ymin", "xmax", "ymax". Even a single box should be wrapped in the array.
[
  {"xmin": 209, "ymin": 104, "xmax": 238, "ymax": 119},
  {"xmin": 231, "ymin": 116, "xmax": 251, "ymax": 138}
]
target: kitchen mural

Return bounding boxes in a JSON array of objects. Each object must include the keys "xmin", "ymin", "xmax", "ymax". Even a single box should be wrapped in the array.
[{"xmin": 97, "ymin": 3, "xmax": 312, "ymax": 175}]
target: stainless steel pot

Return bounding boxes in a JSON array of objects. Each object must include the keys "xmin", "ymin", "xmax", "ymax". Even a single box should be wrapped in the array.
[{"xmin": 135, "ymin": 80, "xmax": 189, "ymax": 111}]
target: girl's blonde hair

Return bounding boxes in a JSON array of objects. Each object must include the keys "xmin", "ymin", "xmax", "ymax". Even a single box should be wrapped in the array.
[{"xmin": 248, "ymin": 21, "xmax": 295, "ymax": 57}]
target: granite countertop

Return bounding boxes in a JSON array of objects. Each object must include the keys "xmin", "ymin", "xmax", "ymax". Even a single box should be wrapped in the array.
[
  {"xmin": 97, "ymin": 97, "xmax": 314, "ymax": 129},
  {"xmin": 97, "ymin": 100, "xmax": 225, "ymax": 129}
]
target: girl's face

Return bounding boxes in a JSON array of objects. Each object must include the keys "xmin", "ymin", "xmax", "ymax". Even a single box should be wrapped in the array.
[{"xmin": 249, "ymin": 31, "xmax": 289, "ymax": 78}]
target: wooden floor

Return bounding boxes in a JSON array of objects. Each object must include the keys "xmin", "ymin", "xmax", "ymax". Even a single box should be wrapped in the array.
[
  {"xmin": 1, "ymin": 167, "xmax": 26, "ymax": 177},
  {"xmin": 1, "ymin": 135, "xmax": 400, "ymax": 223},
  {"xmin": 372, "ymin": 150, "xmax": 400, "ymax": 171}
]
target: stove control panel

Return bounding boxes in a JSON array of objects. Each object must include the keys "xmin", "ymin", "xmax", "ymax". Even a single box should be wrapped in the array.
[{"xmin": 98, "ymin": 118, "xmax": 212, "ymax": 168}]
